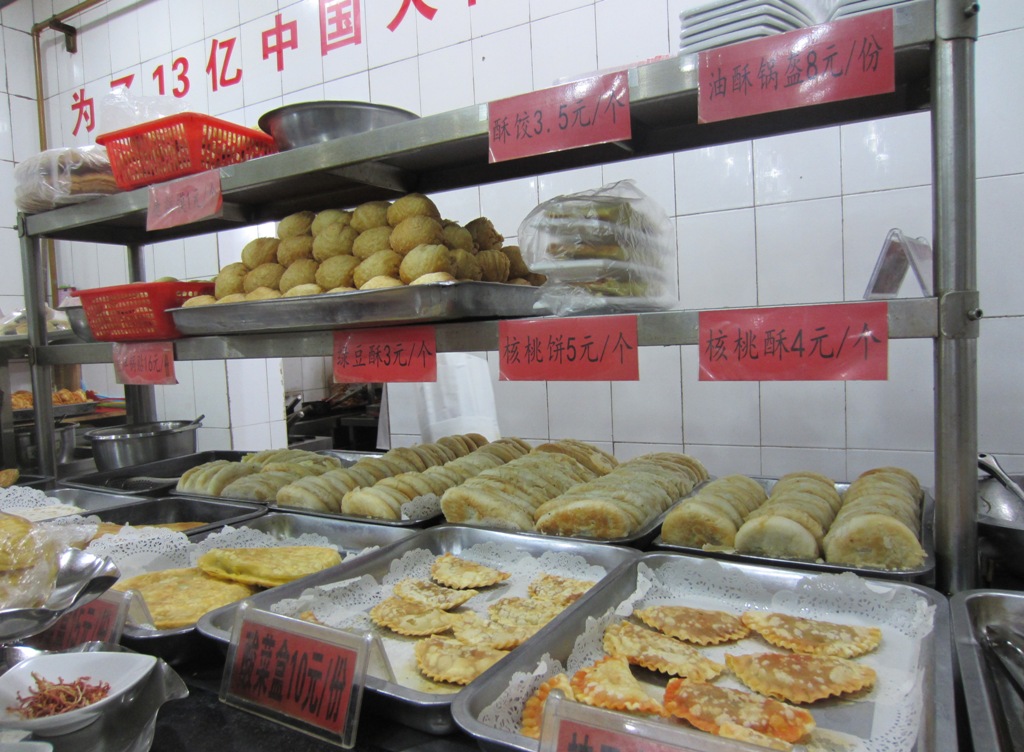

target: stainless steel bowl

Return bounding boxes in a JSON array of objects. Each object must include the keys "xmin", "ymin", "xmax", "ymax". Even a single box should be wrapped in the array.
[
  {"xmin": 65, "ymin": 306, "xmax": 96, "ymax": 342},
  {"xmin": 257, "ymin": 101, "xmax": 418, "ymax": 150},
  {"xmin": 85, "ymin": 418, "xmax": 202, "ymax": 472},
  {"xmin": 15, "ymin": 422, "xmax": 76, "ymax": 468}
]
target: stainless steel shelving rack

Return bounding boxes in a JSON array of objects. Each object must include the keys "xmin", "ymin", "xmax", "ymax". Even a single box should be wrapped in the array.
[{"xmin": 18, "ymin": 0, "xmax": 977, "ymax": 593}]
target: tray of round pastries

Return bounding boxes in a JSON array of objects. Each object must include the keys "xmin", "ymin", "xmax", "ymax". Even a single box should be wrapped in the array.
[
  {"xmin": 452, "ymin": 551, "xmax": 956, "ymax": 752},
  {"xmin": 195, "ymin": 524, "xmax": 642, "ymax": 735},
  {"xmin": 651, "ymin": 467, "xmax": 936, "ymax": 583}
]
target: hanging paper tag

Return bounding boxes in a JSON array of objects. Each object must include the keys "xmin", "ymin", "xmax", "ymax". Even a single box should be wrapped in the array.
[
  {"xmin": 498, "ymin": 316, "xmax": 639, "ymax": 381},
  {"xmin": 112, "ymin": 341, "xmax": 178, "ymax": 385},
  {"xmin": 27, "ymin": 590, "xmax": 130, "ymax": 651},
  {"xmin": 698, "ymin": 301, "xmax": 888, "ymax": 381},
  {"xmin": 221, "ymin": 605, "xmax": 372, "ymax": 749},
  {"xmin": 146, "ymin": 170, "xmax": 223, "ymax": 231},
  {"xmin": 333, "ymin": 326, "xmax": 437, "ymax": 383},
  {"xmin": 488, "ymin": 71, "xmax": 631, "ymax": 163},
  {"xmin": 698, "ymin": 9, "xmax": 895, "ymax": 124}
]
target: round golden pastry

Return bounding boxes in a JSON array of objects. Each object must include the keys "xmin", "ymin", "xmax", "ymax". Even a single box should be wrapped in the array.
[
  {"xmin": 450, "ymin": 249, "xmax": 483, "ymax": 281},
  {"xmin": 353, "ymin": 249, "xmax": 403, "ymax": 289},
  {"xmin": 390, "ymin": 215, "xmax": 445, "ymax": 255},
  {"xmin": 182, "ymin": 294, "xmax": 217, "ymax": 308},
  {"xmin": 501, "ymin": 245, "xmax": 531, "ymax": 278},
  {"xmin": 214, "ymin": 262, "xmax": 248, "ymax": 299},
  {"xmin": 241, "ymin": 237, "xmax": 280, "ymax": 269},
  {"xmin": 442, "ymin": 221, "xmax": 475, "ymax": 253},
  {"xmin": 476, "ymin": 249, "xmax": 511, "ymax": 282},
  {"xmin": 386, "ymin": 193, "xmax": 441, "ymax": 226},
  {"xmin": 245, "ymin": 286, "xmax": 282, "ymax": 301},
  {"xmin": 243, "ymin": 262, "xmax": 286, "ymax": 293},
  {"xmin": 327, "ymin": 285, "xmax": 358, "ymax": 293},
  {"xmin": 526, "ymin": 272, "xmax": 547, "ymax": 286},
  {"xmin": 410, "ymin": 271, "xmax": 456, "ymax": 285},
  {"xmin": 507, "ymin": 277, "xmax": 531, "ymax": 286},
  {"xmin": 466, "ymin": 217, "xmax": 504, "ymax": 251},
  {"xmin": 277, "ymin": 235, "xmax": 315, "ymax": 266},
  {"xmin": 279, "ymin": 259, "xmax": 320, "ymax": 293},
  {"xmin": 316, "ymin": 254, "xmax": 361, "ymax": 290},
  {"xmin": 313, "ymin": 224, "xmax": 358, "ymax": 261},
  {"xmin": 350, "ymin": 200, "xmax": 391, "ymax": 233},
  {"xmin": 282, "ymin": 283, "xmax": 324, "ymax": 297},
  {"xmin": 277, "ymin": 210, "xmax": 315, "ymax": 238},
  {"xmin": 216, "ymin": 292, "xmax": 247, "ymax": 304},
  {"xmin": 352, "ymin": 226, "xmax": 394, "ymax": 260},
  {"xmin": 359, "ymin": 275, "xmax": 404, "ymax": 290},
  {"xmin": 311, "ymin": 208, "xmax": 352, "ymax": 236},
  {"xmin": 400, "ymin": 244, "xmax": 453, "ymax": 285}
]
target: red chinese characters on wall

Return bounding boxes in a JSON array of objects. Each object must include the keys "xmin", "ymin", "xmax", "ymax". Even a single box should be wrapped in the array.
[
  {"xmin": 263, "ymin": 13, "xmax": 299, "ymax": 72},
  {"xmin": 207, "ymin": 38, "xmax": 242, "ymax": 91},
  {"xmin": 321, "ymin": 0, "xmax": 361, "ymax": 54},
  {"xmin": 71, "ymin": 88, "xmax": 94, "ymax": 135}
]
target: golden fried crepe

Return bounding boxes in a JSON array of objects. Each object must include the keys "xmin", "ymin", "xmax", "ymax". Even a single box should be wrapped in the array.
[
  {"xmin": 196, "ymin": 546, "xmax": 342, "ymax": 588},
  {"xmin": 241, "ymin": 237, "xmax": 280, "ymax": 268},
  {"xmin": 390, "ymin": 216, "xmax": 445, "ymax": 255},
  {"xmin": 387, "ymin": 193, "xmax": 441, "ymax": 226},
  {"xmin": 112, "ymin": 567, "xmax": 257, "ymax": 629}
]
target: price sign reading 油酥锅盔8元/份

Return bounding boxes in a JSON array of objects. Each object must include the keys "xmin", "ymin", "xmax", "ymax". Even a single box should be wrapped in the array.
[
  {"xmin": 487, "ymin": 72, "xmax": 631, "ymax": 163},
  {"xmin": 699, "ymin": 302, "xmax": 889, "ymax": 381},
  {"xmin": 332, "ymin": 326, "xmax": 437, "ymax": 383},
  {"xmin": 498, "ymin": 316, "xmax": 639, "ymax": 381},
  {"xmin": 698, "ymin": 9, "xmax": 894, "ymax": 124}
]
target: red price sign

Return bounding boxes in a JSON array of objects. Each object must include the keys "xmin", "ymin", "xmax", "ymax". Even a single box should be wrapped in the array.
[
  {"xmin": 112, "ymin": 341, "xmax": 177, "ymax": 385},
  {"xmin": 487, "ymin": 71, "xmax": 631, "ymax": 163},
  {"xmin": 554, "ymin": 719, "xmax": 696, "ymax": 752},
  {"xmin": 698, "ymin": 301, "xmax": 888, "ymax": 381},
  {"xmin": 146, "ymin": 170, "xmax": 223, "ymax": 231},
  {"xmin": 27, "ymin": 590, "xmax": 128, "ymax": 651},
  {"xmin": 332, "ymin": 326, "xmax": 436, "ymax": 383},
  {"xmin": 498, "ymin": 316, "xmax": 639, "ymax": 381},
  {"xmin": 698, "ymin": 9, "xmax": 894, "ymax": 124}
]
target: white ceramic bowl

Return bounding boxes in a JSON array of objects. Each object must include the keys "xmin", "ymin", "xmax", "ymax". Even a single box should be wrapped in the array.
[{"xmin": 0, "ymin": 652, "xmax": 156, "ymax": 736}]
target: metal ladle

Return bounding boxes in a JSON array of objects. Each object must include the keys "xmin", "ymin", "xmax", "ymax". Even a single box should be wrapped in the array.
[{"xmin": 978, "ymin": 453, "xmax": 1024, "ymax": 525}]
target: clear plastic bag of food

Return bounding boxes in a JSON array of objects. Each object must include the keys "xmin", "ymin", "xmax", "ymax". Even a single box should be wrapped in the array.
[
  {"xmin": 518, "ymin": 179, "xmax": 678, "ymax": 315},
  {"xmin": 14, "ymin": 145, "xmax": 120, "ymax": 213},
  {"xmin": 0, "ymin": 512, "xmax": 62, "ymax": 610}
]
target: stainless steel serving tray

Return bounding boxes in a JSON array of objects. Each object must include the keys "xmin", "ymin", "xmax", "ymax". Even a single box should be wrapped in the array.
[
  {"xmin": 170, "ymin": 281, "xmax": 547, "ymax": 336},
  {"xmin": 454, "ymin": 551, "xmax": 956, "ymax": 752},
  {"xmin": 41, "ymin": 486, "xmax": 181, "ymax": 512},
  {"xmin": 195, "ymin": 524, "xmax": 642, "ymax": 735},
  {"xmin": 88, "ymin": 496, "xmax": 267, "ymax": 536},
  {"xmin": 651, "ymin": 478, "xmax": 936, "ymax": 583},
  {"xmin": 13, "ymin": 400, "xmax": 98, "ymax": 421},
  {"xmin": 61, "ymin": 450, "xmax": 250, "ymax": 495},
  {"xmin": 122, "ymin": 509, "xmax": 415, "ymax": 665},
  {"xmin": 950, "ymin": 589, "xmax": 1024, "ymax": 752}
]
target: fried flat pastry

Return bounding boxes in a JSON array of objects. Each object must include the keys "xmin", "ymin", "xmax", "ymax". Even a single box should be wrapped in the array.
[
  {"xmin": 413, "ymin": 635, "xmax": 508, "ymax": 685},
  {"xmin": 742, "ymin": 611, "xmax": 882, "ymax": 658},
  {"xmin": 603, "ymin": 620, "xmax": 724, "ymax": 681},
  {"xmin": 430, "ymin": 553, "xmax": 511, "ymax": 589},
  {"xmin": 393, "ymin": 578, "xmax": 479, "ymax": 610},
  {"xmin": 725, "ymin": 652, "xmax": 877, "ymax": 704},
  {"xmin": 112, "ymin": 567, "xmax": 256, "ymax": 630},
  {"xmin": 634, "ymin": 605, "xmax": 749, "ymax": 645},
  {"xmin": 527, "ymin": 573, "xmax": 596, "ymax": 606},
  {"xmin": 521, "ymin": 673, "xmax": 575, "ymax": 739},
  {"xmin": 663, "ymin": 677, "xmax": 814, "ymax": 744},
  {"xmin": 488, "ymin": 597, "xmax": 562, "ymax": 629},
  {"xmin": 450, "ymin": 612, "xmax": 537, "ymax": 649},
  {"xmin": 718, "ymin": 723, "xmax": 793, "ymax": 750},
  {"xmin": 196, "ymin": 546, "xmax": 342, "ymax": 588},
  {"xmin": 570, "ymin": 656, "xmax": 663, "ymax": 715},
  {"xmin": 369, "ymin": 596, "xmax": 454, "ymax": 636}
]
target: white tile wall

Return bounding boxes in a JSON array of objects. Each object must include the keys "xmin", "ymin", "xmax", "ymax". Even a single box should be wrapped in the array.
[
  {"xmin": 530, "ymin": 7, "xmax": 597, "ymax": 88},
  {"xmin": 595, "ymin": 0, "xmax": 671, "ymax": 71},
  {"xmin": 755, "ymin": 198, "xmax": 844, "ymax": 305},
  {"xmin": 471, "ymin": 25, "xmax": 534, "ymax": 103},
  {"xmin": 754, "ymin": 127, "xmax": 841, "ymax": 205},
  {"xmin": 674, "ymin": 141, "xmax": 754, "ymax": 215}
]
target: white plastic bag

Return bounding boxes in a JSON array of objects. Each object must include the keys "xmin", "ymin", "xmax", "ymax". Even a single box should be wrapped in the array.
[
  {"xmin": 14, "ymin": 145, "xmax": 119, "ymax": 212},
  {"xmin": 415, "ymin": 353, "xmax": 500, "ymax": 442}
]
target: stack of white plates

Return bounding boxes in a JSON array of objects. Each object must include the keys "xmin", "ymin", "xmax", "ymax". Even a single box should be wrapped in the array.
[{"xmin": 832, "ymin": 0, "xmax": 919, "ymax": 18}]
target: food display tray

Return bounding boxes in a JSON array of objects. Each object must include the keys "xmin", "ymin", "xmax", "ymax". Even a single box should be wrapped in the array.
[
  {"xmin": 33, "ymin": 487, "xmax": 169, "ymax": 512},
  {"xmin": 13, "ymin": 400, "xmax": 98, "ymax": 421},
  {"xmin": 121, "ymin": 509, "xmax": 416, "ymax": 666},
  {"xmin": 651, "ymin": 479, "xmax": 936, "ymax": 584},
  {"xmin": 950, "ymin": 589, "xmax": 1024, "ymax": 752},
  {"xmin": 453, "ymin": 552, "xmax": 956, "ymax": 752},
  {"xmin": 195, "ymin": 524, "xmax": 642, "ymax": 735},
  {"xmin": 169, "ymin": 281, "xmax": 547, "ymax": 336},
  {"xmin": 87, "ymin": 496, "xmax": 267, "ymax": 536},
  {"xmin": 60, "ymin": 450, "xmax": 252, "ymax": 495}
]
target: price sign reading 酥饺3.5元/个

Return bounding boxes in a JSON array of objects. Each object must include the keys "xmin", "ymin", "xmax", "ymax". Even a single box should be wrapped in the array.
[
  {"xmin": 487, "ymin": 72, "xmax": 631, "ymax": 163},
  {"xmin": 698, "ymin": 9, "xmax": 895, "ymax": 124},
  {"xmin": 698, "ymin": 302, "xmax": 889, "ymax": 381}
]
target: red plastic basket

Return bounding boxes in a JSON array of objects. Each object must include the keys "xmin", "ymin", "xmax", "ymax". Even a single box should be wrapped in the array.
[
  {"xmin": 77, "ymin": 281, "xmax": 214, "ymax": 341},
  {"xmin": 95, "ymin": 113, "xmax": 277, "ymax": 190}
]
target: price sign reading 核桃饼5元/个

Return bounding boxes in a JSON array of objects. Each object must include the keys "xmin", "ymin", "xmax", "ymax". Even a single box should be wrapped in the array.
[
  {"xmin": 487, "ymin": 72, "xmax": 631, "ymax": 163},
  {"xmin": 698, "ymin": 9, "xmax": 895, "ymax": 123},
  {"xmin": 498, "ymin": 316, "xmax": 639, "ymax": 381}
]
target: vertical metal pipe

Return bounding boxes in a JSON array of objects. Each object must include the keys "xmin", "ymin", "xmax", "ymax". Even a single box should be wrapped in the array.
[
  {"xmin": 20, "ymin": 228, "xmax": 57, "ymax": 477},
  {"xmin": 932, "ymin": 29, "xmax": 978, "ymax": 593},
  {"xmin": 123, "ymin": 243, "xmax": 158, "ymax": 424}
]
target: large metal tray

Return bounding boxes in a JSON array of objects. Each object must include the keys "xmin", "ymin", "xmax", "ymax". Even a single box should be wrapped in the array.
[
  {"xmin": 195, "ymin": 524, "xmax": 642, "ymax": 735},
  {"xmin": 60, "ymin": 450, "xmax": 250, "ymax": 495},
  {"xmin": 170, "ymin": 281, "xmax": 547, "ymax": 336},
  {"xmin": 453, "ymin": 551, "xmax": 956, "ymax": 752},
  {"xmin": 122, "ymin": 509, "xmax": 416, "ymax": 666},
  {"xmin": 13, "ymin": 401, "xmax": 98, "ymax": 421},
  {"xmin": 651, "ymin": 479, "xmax": 936, "ymax": 583},
  {"xmin": 35, "ymin": 486, "xmax": 167, "ymax": 512},
  {"xmin": 950, "ymin": 589, "xmax": 1024, "ymax": 752},
  {"xmin": 87, "ymin": 496, "xmax": 267, "ymax": 536}
]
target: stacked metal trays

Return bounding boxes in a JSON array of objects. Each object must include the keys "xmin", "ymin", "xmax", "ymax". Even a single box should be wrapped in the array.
[
  {"xmin": 195, "ymin": 524, "xmax": 642, "ymax": 734},
  {"xmin": 950, "ymin": 589, "xmax": 1024, "ymax": 752},
  {"xmin": 453, "ymin": 551, "xmax": 956, "ymax": 752},
  {"xmin": 652, "ymin": 478, "xmax": 936, "ymax": 583},
  {"xmin": 120, "ymin": 510, "xmax": 418, "ymax": 665}
]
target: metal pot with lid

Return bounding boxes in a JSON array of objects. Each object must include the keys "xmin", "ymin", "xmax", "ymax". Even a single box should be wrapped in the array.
[{"xmin": 85, "ymin": 416, "xmax": 203, "ymax": 472}]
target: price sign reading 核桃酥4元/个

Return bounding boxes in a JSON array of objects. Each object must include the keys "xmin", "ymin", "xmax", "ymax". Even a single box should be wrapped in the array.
[{"xmin": 698, "ymin": 9, "xmax": 895, "ymax": 124}]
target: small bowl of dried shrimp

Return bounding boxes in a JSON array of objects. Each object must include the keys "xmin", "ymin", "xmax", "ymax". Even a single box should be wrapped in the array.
[{"xmin": 0, "ymin": 652, "xmax": 156, "ymax": 736}]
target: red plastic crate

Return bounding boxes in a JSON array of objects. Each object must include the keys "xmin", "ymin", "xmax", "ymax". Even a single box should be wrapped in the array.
[
  {"xmin": 77, "ymin": 281, "xmax": 214, "ymax": 341},
  {"xmin": 95, "ymin": 112, "xmax": 277, "ymax": 190}
]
